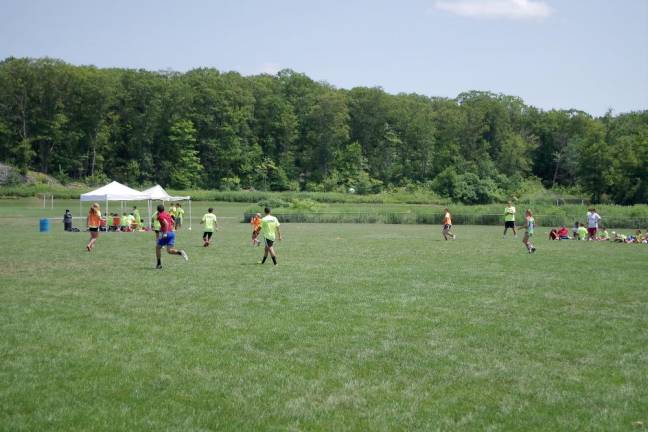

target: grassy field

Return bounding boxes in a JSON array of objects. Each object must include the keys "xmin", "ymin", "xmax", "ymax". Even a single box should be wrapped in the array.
[{"xmin": 1, "ymin": 199, "xmax": 647, "ymax": 431}]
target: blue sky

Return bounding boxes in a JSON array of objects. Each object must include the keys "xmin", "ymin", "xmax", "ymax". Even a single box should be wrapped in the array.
[{"xmin": 1, "ymin": 0, "xmax": 646, "ymax": 115}]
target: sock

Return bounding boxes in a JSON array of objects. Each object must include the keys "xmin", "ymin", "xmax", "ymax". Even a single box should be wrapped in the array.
[
  {"xmin": 176, "ymin": 251, "xmax": 182, "ymax": 255},
  {"xmin": 272, "ymin": 256, "xmax": 277, "ymax": 265},
  {"xmin": 262, "ymin": 256, "xmax": 267, "ymax": 264},
  {"xmin": 157, "ymin": 258, "xmax": 161, "ymax": 266}
]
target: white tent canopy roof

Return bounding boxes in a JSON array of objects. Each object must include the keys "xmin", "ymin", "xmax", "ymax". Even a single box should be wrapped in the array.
[
  {"xmin": 141, "ymin": 185, "xmax": 190, "ymax": 201},
  {"xmin": 80, "ymin": 181, "xmax": 148, "ymax": 201}
]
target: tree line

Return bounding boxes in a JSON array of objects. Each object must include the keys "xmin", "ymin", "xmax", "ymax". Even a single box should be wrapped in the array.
[{"xmin": 0, "ymin": 57, "xmax": 646, "ymax": 204}]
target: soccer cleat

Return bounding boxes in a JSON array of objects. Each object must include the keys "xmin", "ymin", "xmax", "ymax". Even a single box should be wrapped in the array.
[
  {"xmin": 452, "ymin": 235, "xmax": 456, "ymax": 240},
  {"xmin": 156, "ymin": 264, "xmax": 162, "ymax": 269},
  {"xmin": 531, "ymin": 247, "xmax": 536, "ymax": 253},
  {"xmin": 180, "ymin": 250, "xmax": 189, "ymax": 261},
  {"xmin": 86, "ymin": 245, "xmax": 91, "ymax": 252}
]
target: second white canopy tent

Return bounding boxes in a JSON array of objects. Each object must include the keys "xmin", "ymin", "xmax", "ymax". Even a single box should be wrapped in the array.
[{"xmin": 141, "ymin": 185, "xmax": 192, "ymax": 231}]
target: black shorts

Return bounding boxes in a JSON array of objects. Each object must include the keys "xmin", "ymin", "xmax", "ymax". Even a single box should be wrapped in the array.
[
  {"xmin": 505, "ymin": 221, "xmax": 515, "ymax": 228},
  {"xmin": 89, "ymin": 227, "xmax": 99, "ymax": 232},
  {"xmin": 265, "ymin": 238, "xmax": 274, "ymax": 247},
  {"xmin": 203, "ymin": 231, "xmax": 213, "ymax": 240}
]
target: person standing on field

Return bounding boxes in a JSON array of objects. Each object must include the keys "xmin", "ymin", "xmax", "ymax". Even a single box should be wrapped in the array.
[
  {"xmin": 586, "ymin": 208, "xmax": 602, "ymax": 241},
  {"xmin": 442, "ymin": 207, "xmax": 456, "ymax": 240},
  {"xmin": 200, "ymin": 207, "xmax": 218, "ymax": 247},
  {"xmin": 63, "ymin": 209, "xmax": 73, "ymax": 232},
  {"xmin": 175, "ymin": 203, "xmax": 185, "ymax": 230},
  {"xmin": 132, "ymin": 206, "xmax": 141, "ymax": 230},
  {"xmin": 86, "ymin": 203, "xmax": 101, "ymax": 251},
  {"xmin": 503, "ymin": 201, "xmax": 517, "ymax": 238},
  {"xmin": 151, "ymin": 209, "xmax": 161, "ymax": 240},
  {"xmin": 258, "ymin": 207, "xmax": 282, "ymax": 265},
  {"xmin": 155, "ymin": 204, "xmax": 188, "ymax": 269}
]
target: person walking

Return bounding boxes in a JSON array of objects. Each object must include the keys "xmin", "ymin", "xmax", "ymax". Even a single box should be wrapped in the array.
[
  {"xmin": 86, "ymin": 203, "xmax": 101, "ymax": 251},
  {"xmin": 258, "ymin": 207, "xmax": 282, "ymax": 265}
]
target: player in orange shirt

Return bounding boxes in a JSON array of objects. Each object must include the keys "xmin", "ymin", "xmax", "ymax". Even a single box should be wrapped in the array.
[
  {"xmin": 86, "ymin": 203, "xmax": 102, "ymax": 251},
  {"xmin": 250, "ymin": 212, "xmax": 262, "ymax": 246},
  {"xmin": 442, "ymin": 207, "xmax": 456, "ymax": 240}
]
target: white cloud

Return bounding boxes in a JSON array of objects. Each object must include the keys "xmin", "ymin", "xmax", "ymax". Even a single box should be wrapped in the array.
[{"xmin": 434, "ymin": 0, "xmax": 553, "ymax": 20}]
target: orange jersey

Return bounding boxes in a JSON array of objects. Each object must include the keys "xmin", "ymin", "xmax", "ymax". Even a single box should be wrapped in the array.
[
  {"xmin": 251, "ymin": 216, "xmax": 261, "ymax": 231},
  {"xmin": 88, "ymin": 210, "xmax": 101, "ymax": 228},
  {"xmin": 443, "ymin": 212, "xmax": 452, "ymax": 225}
]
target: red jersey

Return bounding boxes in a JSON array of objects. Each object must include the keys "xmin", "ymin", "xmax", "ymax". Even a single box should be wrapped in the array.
[{"xmin": 157, "ymin": 211, "xmax": 175, "ymax": 233}]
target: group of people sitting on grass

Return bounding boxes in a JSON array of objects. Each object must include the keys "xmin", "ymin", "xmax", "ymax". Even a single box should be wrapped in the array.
[
  {"xmin": 547, "ymin": 207, "xmax": 647, "ymax": 244},
  {"xmin": 108, "ymin": 208, "xmax": 146, "ymax": 232},
  {"xmin": 610, "ymin": 229, "xmax": 647, "ymax": 244}
]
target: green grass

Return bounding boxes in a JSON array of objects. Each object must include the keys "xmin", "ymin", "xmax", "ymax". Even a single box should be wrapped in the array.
[{"xmin": 1, "ymin": 199, "xmax": 647, "ymax": 431}]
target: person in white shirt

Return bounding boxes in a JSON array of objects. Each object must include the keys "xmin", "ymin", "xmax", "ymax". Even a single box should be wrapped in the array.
[{"xmin": 586, "ymin": 208, "xmax": 602, "ymax": 241}]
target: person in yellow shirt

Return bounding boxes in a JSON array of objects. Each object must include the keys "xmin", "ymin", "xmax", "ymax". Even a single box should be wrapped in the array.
[
  {"xmin": 86, "ymin": 203, "xmax": 101, "ymax": 251},
  {"xmin": 442, "ymin": 207, "xmax": 456, "ymax": 240},
  {"xmin": 258, "ymin": 207, "xmax": 282, "ymax": 265},
  {"xmin": 200, "ymin": 208, "xmax": 218, "ymax": 247},
  {"xmin": 503, "ymin": 201, "xmax": 517, "ymax": 238},
  {"xmin": 175, "ymin": 203, "xmax": 185, "ymax": 230},
  {"xmin": 151, "ymin": 210, "xmax": 161, "ymax": 240},
  {"xmin": 169, "ymin": 203, "xmax": 178, "ymax": 222}
]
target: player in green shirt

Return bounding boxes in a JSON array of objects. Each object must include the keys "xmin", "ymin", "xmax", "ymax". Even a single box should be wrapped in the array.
[
  {"xmin": 503, "ymin": 201, "xmax": 517, "ymax": 238},
  {"xmin": 132, "ymin": 206, "xmax": 141, "ymax": 229},
  {"xmin": 522, "ymin": 208, "xmax": 536, "ymax": 253},
  {"xmin": 577, "ymin": 224, "xmax": 588, "ymax": 240},
  {"xmin": 175, "ymin": 203, "xmax": 185, "ymax": 230},
  {"xmin": 120, "ymin": 212, "xmax": 129, "ymax": 231},
  {"xmin": 200, "ymin": 208, "xmax": 218, "ymax": 247},
  {"xmin": 151, "ymin": 210, "xmax": 161, "ymax": 240},
  {"xmin": 259, "ymin": 207, "xmax": 282, "ymax": 266}
]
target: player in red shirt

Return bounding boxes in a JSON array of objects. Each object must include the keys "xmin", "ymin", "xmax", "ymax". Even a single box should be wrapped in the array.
[{"xmin": 155, "ymin": 204, "xmax": 188, "ymax": 269}]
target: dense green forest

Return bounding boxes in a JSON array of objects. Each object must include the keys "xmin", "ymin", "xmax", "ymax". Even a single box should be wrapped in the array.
[{"xmin": 0, "ymin": 57, "xmax": 646, "ymax": 204}]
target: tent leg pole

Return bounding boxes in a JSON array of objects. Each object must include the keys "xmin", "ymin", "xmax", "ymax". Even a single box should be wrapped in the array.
[{"xmin": 189, "ymin": 199, "xmax": 192, "ymax": 231}]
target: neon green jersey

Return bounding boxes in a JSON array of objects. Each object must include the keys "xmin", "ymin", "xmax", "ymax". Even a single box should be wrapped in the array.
[
  {"xmin": 504, "ymin": 206, "xmax": 516, "ymax": 222},
  {"xmin": 176, "ymin": 207, "xmax": 185, "ymax": 220},
  {"xmin": 261, "ymin": 215, "xmax": 280, "ymax": 241},
  {"xmin": 152, "ymin": 211, "xmax": 161, "ymax": 230},
  {"xmin": 201, "ymin": 213, "xmax": 217, "ymax": 232},
  {"xmin": 577, "ymin": 226, "xmax": 588, "ymax": 239}
]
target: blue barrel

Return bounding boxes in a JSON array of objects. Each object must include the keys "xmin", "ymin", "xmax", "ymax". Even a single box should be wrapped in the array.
[{"xmin": 39, "ymin": 218, "xmax": 49, "ymax": 232}]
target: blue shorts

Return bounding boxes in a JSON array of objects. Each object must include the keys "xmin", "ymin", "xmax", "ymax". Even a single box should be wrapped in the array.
[{"xmin": 157, "ymin": 232, "xmax": 176, "ymax": 247}]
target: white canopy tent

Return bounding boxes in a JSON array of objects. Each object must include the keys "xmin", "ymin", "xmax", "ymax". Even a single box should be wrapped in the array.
[
  {"xmin": 141, "ymin": 185, "xmax": 192, "ymax": 230},
  {"xmin": 79, "ymin": 181, "xmax": 149, "ymax": 225}
]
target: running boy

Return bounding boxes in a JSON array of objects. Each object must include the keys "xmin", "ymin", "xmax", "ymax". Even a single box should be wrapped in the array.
[
  {"xmin": 442, "ymin": 207, "xmax": 456, "ymax": 240},
  {"xmin": 155, "ymin": 204, "xmax": 188, "ymax": 269},
  {"xmin": 250, "ymin": 212, "xmax": 262, "ymax": 246},
  {"xmin": 200, "ymin": 208, "xmax": 218, "ymax": 247},
  {"xmin": 522, "ymin": 209, "xmax": 536, "ymax": 254},
  {"xmin": 259, "ymin": 207, "xmax": 282, "ymax": 265}
]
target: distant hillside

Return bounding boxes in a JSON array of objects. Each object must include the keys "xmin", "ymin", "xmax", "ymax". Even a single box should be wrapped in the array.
[{"xmin": 0, "ymin": 162, "xmax": 61, "ymax": 187}]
